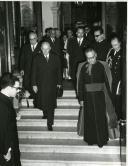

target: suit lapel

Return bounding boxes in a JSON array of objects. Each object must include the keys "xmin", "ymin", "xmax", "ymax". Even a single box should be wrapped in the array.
[
  {"xmin": 28, "ymin": 44, "xmax": 33, "ymax": 52},
  {"xmin": 80, "ymin": 38, "xmax": 85, "ymax": 47}
]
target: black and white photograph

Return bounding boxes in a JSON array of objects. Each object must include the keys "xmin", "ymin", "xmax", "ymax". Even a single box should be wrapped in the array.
[{"xmin": 0, "ymin": 0, "xmax": 127, "ymax": 166}]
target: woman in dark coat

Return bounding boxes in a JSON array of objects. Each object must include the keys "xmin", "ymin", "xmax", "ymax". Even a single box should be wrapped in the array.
[
  {"xmin": 31, "ymin": 42, "xmax": 62, "ymax": 130},
  {"xmin": 78, "ymin": 48, "xmax": 117, "ymax": 147}
]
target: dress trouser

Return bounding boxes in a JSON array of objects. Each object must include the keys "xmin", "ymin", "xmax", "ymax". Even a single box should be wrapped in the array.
[{"xmin": 45, "ymin": 109, "xmax": 55, "ymax": 125}]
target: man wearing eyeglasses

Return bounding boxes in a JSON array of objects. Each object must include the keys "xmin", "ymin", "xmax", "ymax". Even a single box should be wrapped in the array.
[
  {"xmin": 92, "ymin": 26, "xmax": 111, "ymax": 61},
  {"xmin": 20, "ymin": 31, "xmax": 41, "ymax": 100},
  {"xmin": 0, "ymin": 73, "xmax": 21, "ymax": 166}
]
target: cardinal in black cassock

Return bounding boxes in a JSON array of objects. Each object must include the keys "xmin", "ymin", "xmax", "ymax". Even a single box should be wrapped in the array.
[{"xmin": 78, "ymin": 48, "xmax": 117, "ymax": 147}]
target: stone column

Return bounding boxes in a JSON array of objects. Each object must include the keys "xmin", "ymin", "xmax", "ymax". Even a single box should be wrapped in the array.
[
  {"xmin": 20, "ymin": 1, "xmax": 34, "ymax": 28},
  {"xmin": 105, "ymin": 2, "xmax": 118, "ymax": 32},
  {"xmin": 41, "ymin": 2, "xmax": 60, "ymax": 34},
  {"xmin": 51, "ymin": 2, "xmax": 60, "ymax": 28},
  {"xmin": 5, "ymin": 2, "xmax": 14, "ymax": 72},
  {"xmin": 101, "ymin": 3, "xmax": 106, "ymax": 36}
]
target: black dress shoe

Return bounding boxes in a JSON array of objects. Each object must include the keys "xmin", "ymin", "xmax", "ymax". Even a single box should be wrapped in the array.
[
  {"xmin": 42, "ymin": 116, "xmax": 47, "ymax": 119},
  {"xmin": 47, "ymin": 124, "xmax": 53, "ymax": 131}
]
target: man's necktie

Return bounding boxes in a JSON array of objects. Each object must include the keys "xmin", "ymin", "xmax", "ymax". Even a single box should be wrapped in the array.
[
  {"xmin": 78, "ymin": 39, "xmax": 81, "ymax": 46},
  {"xmin": 52, "ymin": 38, "xmax": 55, "ymax": 43},
  {"xmin": 32, "ymin": 45, "xmax": 35, "ymax": 52},
  {"xmin": 46, "ymin": 55, "xmax": 49, "ymax": 62},
  {"xmin": 114, "ymin": 51, "xmax": 117, "ymax": 55}
]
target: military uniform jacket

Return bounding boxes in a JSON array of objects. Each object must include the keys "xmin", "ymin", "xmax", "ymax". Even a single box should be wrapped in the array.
[{"xmin": 106, "ymin": 48, "xmax": 122, "ymax": 94}]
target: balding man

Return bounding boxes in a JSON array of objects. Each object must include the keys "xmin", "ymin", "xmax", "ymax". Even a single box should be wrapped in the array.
[
  {"xmin": 31, "ymin": 42, "xmax": 62, "ymax": 131},
  {"xmin": 45, "ymin": 28, "xmax": 63, "ymax": 73},
  {"xmin": 20, "ymin": 31, "xmax": 41, "ymax": 99}
]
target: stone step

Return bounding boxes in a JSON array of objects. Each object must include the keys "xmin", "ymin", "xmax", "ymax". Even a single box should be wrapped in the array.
[
  {"xmin": 17, "ymin": 119, "xmax": 78, "ymax": 127},
  {"xmin": 21, "ymin": 105, "xmax": 80, "ymax": 109},
  {"xmin": 18, "ymin": 126, "xmax": 77, "ymax": 132},
  {"xmin": 21, "ymin": 98, "xmax": 79, "ymax": 107},
  {"xmin": 19, "ymin": 108, "xmax": 79, "ymax": 116},
  {"xmin": 18, "ymin": 131, "xmax": 83, "ymax": 140},
  {"xmin": 21, "ymin": 115, "xmax": 78, "ymax": 120},
  {"xmin": 19, "ymin": 138, "xmax": 120, "ymax": 146},
  {"xmin": 21, "ymin": 152, "xmax": 125, "ymax": 166},
  {"xmin": 17, "ymin": 119, "xmax": 77, "ymax": 127},
  {"xmin": 63, "ymin": 90, "xmax": 76, "ymax": 97},
  {"xmin": 19, "ymin": 144, "xmax": 126, "ymax": 155}
]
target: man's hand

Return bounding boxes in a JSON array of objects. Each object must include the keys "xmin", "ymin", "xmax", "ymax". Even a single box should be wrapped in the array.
[
  {"xmin": 33, "ymin": 86, "xmax": 38, "ymax": 93},
  {"xmin": 20, "ymin": 70, "xmax": 24, "ymax": 76},
  {"xmin": 3, "ymin": 148, "xmax": 11, "ymax": 162},
  {"xmin": 57, "ymin": 85, "xmax": 62, "ymax": 88},
  {"xmin": 80, "ymin": 101, "xmax": 84, "ymax": 107}
]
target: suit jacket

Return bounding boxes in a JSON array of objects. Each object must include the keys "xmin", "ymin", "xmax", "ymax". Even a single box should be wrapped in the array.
[
  {"xmin": 84, "ymin": 32, "xmax": 95, "ymax": 47},
  {"xmin": 67, "ymin": 37, "xmax": 87, "ymax": 79},
  {"xmin": 67, "ymin": 37, "xmax": 87, "ymax": 63},
  {"xmin": 45, "ymin": 37, "xmax": 62, "ymax": 57},
  {"xmin": 0, "ymin": 92, "xmax": 21, "ymax": 165}
]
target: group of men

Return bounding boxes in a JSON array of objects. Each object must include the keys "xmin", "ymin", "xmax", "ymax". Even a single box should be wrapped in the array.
[
  {"xmin": 0, "ymin": 24, "xmax": 124, "ymax": 165},
  {"xmin": 20, "ymin": 25, "xmax": 123, "ymax": 121}
]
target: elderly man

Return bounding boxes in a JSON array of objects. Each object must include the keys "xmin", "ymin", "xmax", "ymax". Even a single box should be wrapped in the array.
[
  {"xmin": 20, "ymin": 31, "xmax": 41, "ymax": 99},
  {"xmin": 31, "ymin": 42, "xmax": 62, "ymax": 131},
  {"xmin": 78, "ymin": 48, "xmax": 117, "ymax": 147},
  {"xmin": 0, "ymin": 73, "xmax": 21, "ymax": 166}
]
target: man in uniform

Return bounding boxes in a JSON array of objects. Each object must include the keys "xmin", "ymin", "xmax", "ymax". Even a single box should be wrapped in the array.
[{"xmin": 106, "ymin": 36, "xmax": 122, "ymax": 119}]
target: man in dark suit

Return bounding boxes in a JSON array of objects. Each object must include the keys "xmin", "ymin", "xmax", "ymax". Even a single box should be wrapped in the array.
[
  {"xmin": 84, "ymin": 25, "xmax": 94, "ymax": 47},
  {"xmin": 0, "ymin": 73, "xmax": 21, "ymax": 166},
  {"xmin": 67, "ymin": 27, "xmax": 87, "ymax": 85},
  {"xmin": 20, "ymin": 31, "xmax": 41, "ymax": 98},
  {"xmin": 41, "ymin": 27, "xmax": 52, "ymax": 42},
  {"xmin": 91, "ymin": 26, "xmax": 111, "ymax": 61},
  {"xmin": 45, "ymin": 28, "xmax": 62, "ymax": 57},
  {"xmin": 31, "ymin": 42, "xmax": 62, "ymax": 131},
  {"xmin": 45, "ymin": 28, "xmax": 63, "ymax": 75}
]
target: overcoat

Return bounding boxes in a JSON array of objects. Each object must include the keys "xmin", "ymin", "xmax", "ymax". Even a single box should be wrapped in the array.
[
  {"xmin": 0, "ymin": 92, "xmax": 21, "ymax": 165},
  {"xmin": 20, "ymin": 42, "xmax": 41, "ymax": 91},
  {"xmin": 31, "ymin": 51, "xmax": 62, "ymax": 110}
]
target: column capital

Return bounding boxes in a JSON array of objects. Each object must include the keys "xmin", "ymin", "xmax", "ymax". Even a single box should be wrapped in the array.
[{"xmin": 51, "ymin": 6, "xmax": 59, "ymax": 13}]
